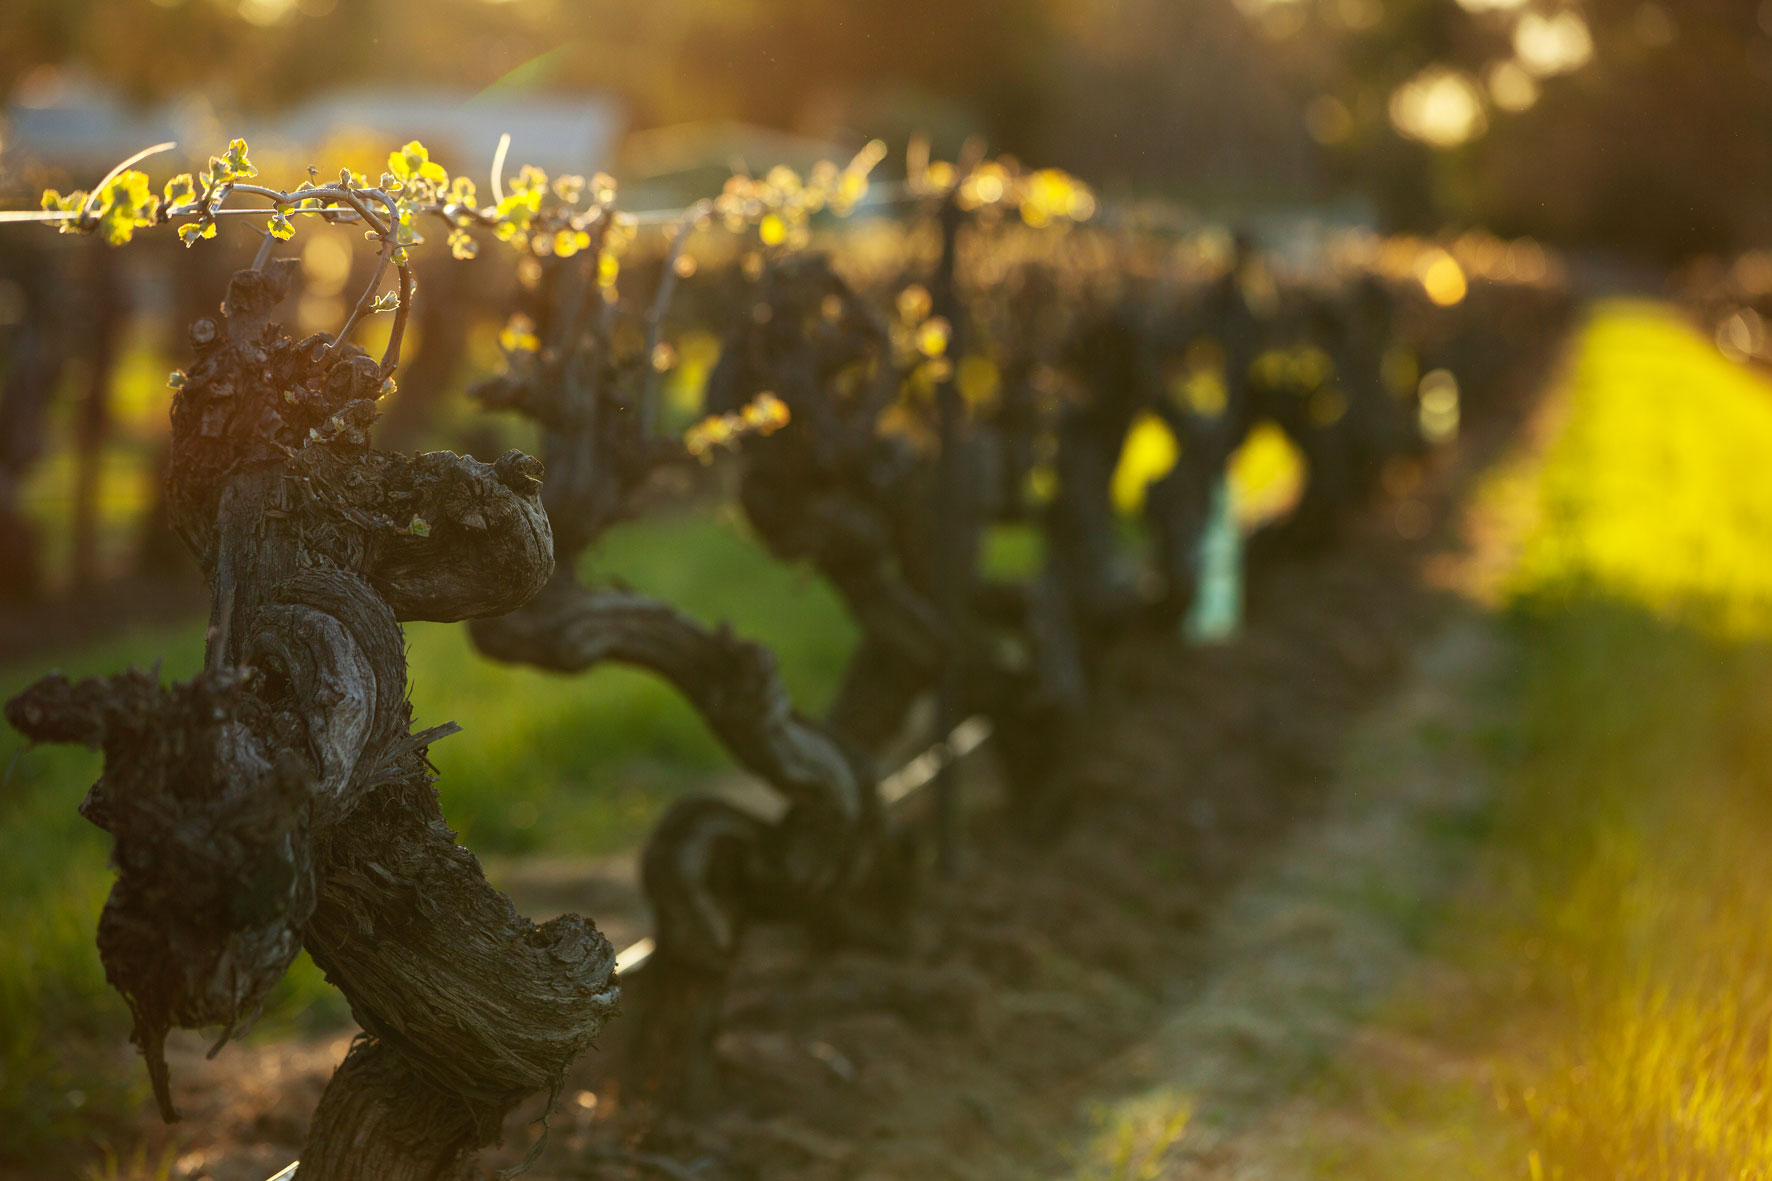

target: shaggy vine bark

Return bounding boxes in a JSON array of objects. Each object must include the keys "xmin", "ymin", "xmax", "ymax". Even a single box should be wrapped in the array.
[
  {"xmin": 705, "ymin": 252, "xmax": 1080, "ymax": 829},
  {"xmin": 466, "ymin": 242, "xmax": 902, "ymax": 1114},
  {"xmin": 706, "ymin": 256, "xmax": 946, "ymax": 751},
  {"xmin": 5, "ymin": 260, "xmax": 618, "ymax": 1180}
]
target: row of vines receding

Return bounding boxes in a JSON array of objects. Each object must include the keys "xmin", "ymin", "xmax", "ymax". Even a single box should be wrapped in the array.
[{"xmin": 1, "ymin": 133, "xmax": 1572, "ymax": 1179}]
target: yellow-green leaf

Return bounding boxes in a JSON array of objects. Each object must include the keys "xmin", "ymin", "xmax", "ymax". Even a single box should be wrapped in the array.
[
  {"xmin": 1111, "ymin": 412, "xmax": 1181, "ymax": 516},
  {"xmin": 163, "ymin": 173, "xmax": 197, "ymax": 209},
  {"xmin": 225, "ymin": 138, "xmax": 257, "ymax": 178}
]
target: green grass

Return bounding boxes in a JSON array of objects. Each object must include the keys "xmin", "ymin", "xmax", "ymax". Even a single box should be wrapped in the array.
[
  {"xmin": 407, "ymin": 503, "xmax": 856, "ymax": 855},
  {"xmin": 1, "ymin": 627, "xmax": 205, "ymax": 1163},
  {"xmin": 0, "ymin": 499, "xmax": 852, "ymax": 1165},
  {"xmin": 1476, "ymin": 303, "xmax": 1772, "ymax": 1179},
  {"xmin": 1073, "ymin": 1091, "xmax": 1192, "ymax": 1181},
  {"xmin": 1274, "ymin": 301, "xmax": 1772, "ymax": 1179}
]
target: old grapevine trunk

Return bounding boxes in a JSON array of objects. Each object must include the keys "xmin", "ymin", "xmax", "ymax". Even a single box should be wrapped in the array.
[
  {"xmin": 704, "ymin": 254, "xmax": 1079, "ymax": 825},
  {"xmin": 466, "ymin": 249, "xmax": 905, "ymax": 1113},
  {"xmin": 473, "ymin": 573, "xmax": 903, "ymax": 1110},
  {"xmin": 4, "ymin": 262, "xmax": 617, "ymax": 1180}
]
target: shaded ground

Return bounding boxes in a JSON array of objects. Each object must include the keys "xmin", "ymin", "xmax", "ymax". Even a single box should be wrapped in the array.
[{"xmin": 1065, "ymin": 613, "xmax": 1513, "ymax": 1180}]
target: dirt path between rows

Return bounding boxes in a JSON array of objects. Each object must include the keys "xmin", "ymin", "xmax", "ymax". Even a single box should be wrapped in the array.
[
  {"xmin": 1045, "ymin": 363, "xmax": 1560, "ymax": 1181},
  {"xmin": 1056, "ymin": 612, "xmax": 1509, "ymax": 1179}
]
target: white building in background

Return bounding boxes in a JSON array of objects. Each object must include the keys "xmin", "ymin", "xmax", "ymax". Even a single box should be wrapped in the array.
[
  {"xmin": 267, "ymin": 87, "xmax": 625, "ymax": 179},
  {"xmin": 0, "ymin": 70, "xmax": 624, "ymax": 184}
]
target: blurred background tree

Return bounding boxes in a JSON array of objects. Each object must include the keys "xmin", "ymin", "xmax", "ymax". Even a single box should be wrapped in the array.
[
  {"xmin": 4, "ymin": 0, "xmax": 1769, "ymax": 257},
  {"xmin": 1, "ymin": 0, "xmax": 1769, "ymax": 607}
]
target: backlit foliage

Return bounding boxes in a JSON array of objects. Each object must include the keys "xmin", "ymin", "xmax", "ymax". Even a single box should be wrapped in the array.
[
  {"xmin": 906, "ymin": 137, "xmax": 1097, "ymax": 226},
  {"xmin": 683, "ymin": 393, "xmax": 791, "ymax": 462}
]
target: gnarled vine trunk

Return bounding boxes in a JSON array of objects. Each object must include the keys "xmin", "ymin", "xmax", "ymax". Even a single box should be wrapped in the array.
[
  {"xmin": 467, "ymin": 247, "xmax": 904, "ymax": 1114},
  {"xmin": 705, "ymin": 252, "xmax": 1080, "ymax": 829},
  {"xmin": 6, "ymin": 261, "xmax": 618, "ymax": 1180}
]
